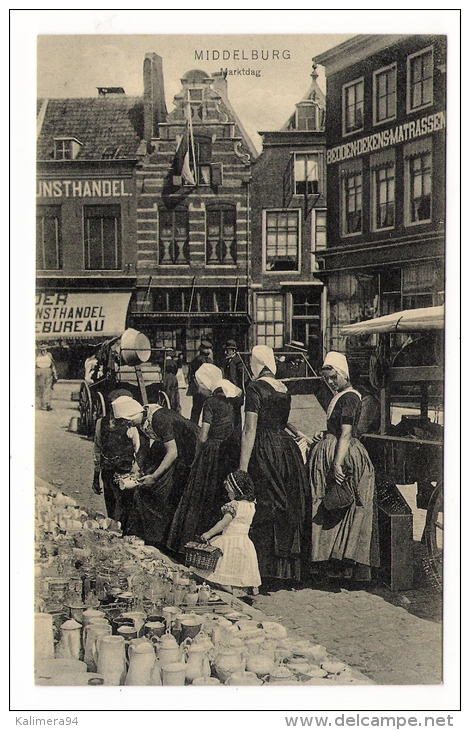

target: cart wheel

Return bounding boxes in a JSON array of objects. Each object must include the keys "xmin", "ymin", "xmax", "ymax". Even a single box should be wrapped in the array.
[
  {"xmin": 155, "ymin": 390, "xmax": 170, "ymax": 409},
  {"xmin": 423, "ymin": 482, "xmax": 443, "ymax": 591},
  {"xmin": 78, "ymin": 381, "xmax": 94, "ymax": 436},
  {"xmin": 92, "ymin": 391, "xmax": 106, "ymax": 433}
]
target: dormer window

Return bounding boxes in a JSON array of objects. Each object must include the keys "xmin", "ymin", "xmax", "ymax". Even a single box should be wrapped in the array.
[
  {"xmin": 54, "ymin": 137, "xmax": 82, "ymax": 160},
  {"xmin": 295, "ymin": 102, "xmax": 320, "ymax": 131}
]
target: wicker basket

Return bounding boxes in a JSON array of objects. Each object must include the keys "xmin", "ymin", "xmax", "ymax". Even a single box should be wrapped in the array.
[{"xmin": 184, "ymin": 541, "xmax": 223, "ymax": 572}]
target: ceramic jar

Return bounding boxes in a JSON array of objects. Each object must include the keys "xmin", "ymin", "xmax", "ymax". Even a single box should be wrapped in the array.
[
  {"xmin": 157, "ymin": 633, "xmax": 181, "ymax": 667},
  {"xmin": 180, "ymin": 615, "xmax": 203, "ymax": 642},
  {"xmin": 245, "ymin": 651, "xmax": 275, "ymax": 678},
  {"xmin": 55, "ymin": 619, "xmax": 82, "ymax": 661},
  {"xmin": 183, "ymin": 642, "xmax": 211, "ymax": 684},
  {"xmin": 121, "ymin": 611, "xmax": 147, "ymax": 637},
  {"xmin": 162, "ymin": 662, "xmax": 186, "ymax": 686},
  {"xmin": 96, "ymin": 635, "xmax": 127, "ymax": 686},
  {"xmin": 125, "ymin": 641, "xmax": 156, "ymax": 686},
  {"xmin": 82, "ymin": 608, "xmax": 106, "ymax": 626},
  {"xmin": 213, "ymin": 648, "xmax": 245, "ymax": 683},
  {"xmin": 225, "ymin": 670, "xmax": 263, "ymax": 686}
]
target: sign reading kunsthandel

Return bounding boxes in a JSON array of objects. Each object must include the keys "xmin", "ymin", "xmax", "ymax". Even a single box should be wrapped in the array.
[
  {"xmin": 327, "ymin": 111, "xmax": 446, "ymax": 165},
  {"xmin": 36, "ymin": 179, "xmax": 131, "ymax": 198}
]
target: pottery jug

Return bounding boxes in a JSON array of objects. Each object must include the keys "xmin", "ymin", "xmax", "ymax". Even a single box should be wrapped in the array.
[
  {"xmin": 34, "ymin": 613, "xmax": 55, "ymax": 660},
  {"xmin": 125, "ymin": 641, "xmax": 156, "ymax": 686},
  {"xmin": 162, "ymin": 661, "xmax": 186, "ymax": 686},
  {"xmin": 83, "ymin": 623, "xmax": 112, "ymax": 672},
  {"xmin": 96, "ymin": 635, "xmax": 127, "ymax": 686},
  {"xmin": 213, "ymin": 648, "xmax": 245, "ymax": 683},
  {"xmin": 183, "ymin": 642, "xmax": 211, "ymax": 683},
  {"xmin": 157, "ymin": 633, "xmax": 181, "ymax": 667},
  {"xmin": 55, "ymin": 619, "xmax": 82, "ymax": 661}
]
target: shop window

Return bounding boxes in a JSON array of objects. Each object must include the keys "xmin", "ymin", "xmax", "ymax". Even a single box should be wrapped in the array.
[
  {"xmin": 342, "ymin": 78, "xmax": 364, "ymax": 135},
  {"xmin": 407, "ymin": 47, "xmax": 433, "ymax": 113},
  {"xmin": 159, "ymin": 209, "xmax": 190, "ymax": 264},
  {"xmin": 206, "ymin": 207, "xmax": 237, "ymax": 264},
  {"xmin": 404, "ymin": 145, "xmax": 432, "ymax": 226},
  {"xmin": 341, "ymin": 168, "xmax": 363, "ymax": 236},
  {"xmin": 84, "ymin": 205, "xmax": 121, "ymax": 270},
  {"xmin": 295, "ymin": 153, "xmax": 320, "ymax": 195},
  {"xmin": 373, "ymin": 64, "xmax": 397, "ymax": 125},
  {"xmin": 372, "ymin": 164, "xmax": 395, "ymax": 230},
  {"xmin": 36, "ymin": 205, "xmax": 62, "ymax": 270},
  {"xmin": 256, "ymin": 294, "xmax": 284, "ymax": 349},
  {"xmin": 54, "ymin": 137, "xmax": 82, "ymax": 160},
  {"xmin": 264, "ymin": 210, "xmax": 300, "ymax": 272}
]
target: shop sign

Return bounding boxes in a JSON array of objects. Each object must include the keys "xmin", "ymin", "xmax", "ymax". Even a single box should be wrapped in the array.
[
  {"xmin": 36, "ymin": 292, "xmax": 132, "ymax": 337},
  {"xmin": 327, "ymin": 111, "xmax": 446, "ymax": 165},
  {"xmin": 36, "ymin": 179, "xmax": 132, "ymax": 198}
]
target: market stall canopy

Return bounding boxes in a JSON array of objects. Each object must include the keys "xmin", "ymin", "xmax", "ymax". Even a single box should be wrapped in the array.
[
  {"xmin": 36, "ymin": 292, "xmax": 132, "ymax": 339},
  {"xmin": 340, "ymin": 305, "xmax": 445, "ymax": 336}
]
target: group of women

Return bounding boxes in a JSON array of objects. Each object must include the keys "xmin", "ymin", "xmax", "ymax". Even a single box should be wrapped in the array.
[{"xmin": 92, "ymin": 345, "xmax": 379, "ymax": 589}]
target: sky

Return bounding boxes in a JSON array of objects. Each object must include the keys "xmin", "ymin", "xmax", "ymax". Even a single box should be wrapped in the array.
[{"xmin": 36, "ymin": 33, "xmax": 350, "ymax": 153}]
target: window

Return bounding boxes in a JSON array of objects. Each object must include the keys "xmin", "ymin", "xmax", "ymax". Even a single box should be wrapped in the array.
[
  {"xmin": 36, "ymin": 206, "xmax": 62, "ymax": 270},
  {"xmin": 189, "ymin": 135, "xmax": 212, "ymax": 186},
  {"xmin": 54, "ymin": 137, "xmax": 82, "ymax": 160},
  {"xmin": 206, "ymin": 207, "xmax": 236, "ymax": 264},
  {"xmin": 256, "ymin": 294, "xmax": 284, "ymax": 349},
  {"xmin": 295, "ymin": 154, "xmax": 320, "ymax": 195},
  {"xmin": 341, "ymin": 169, "xmax": 363, "ymax": 236},
  {"xmin": 372, "ymin": 164, "xmax": 395, "ymax": 230},
  {"xmin": 296, "ymin": 102, "xmax": 319, "ymax": 131},
  {"xmin": 264, "ymin": 210, "xmax": 300, "ymax": 272},
  {"xmin": 159, "ymin": 209, "xmax": 190, "ymax": 264},
  {"xmin": 404, "ymin": 147, "xmax": 432, "ymax": 226},
  {"xmin": 84, "ymin": 205, "xmax": 121, "ymax": 270},
  {"xmin": 407, "ymin": 47, "xmax": 433, "ymax": 112},
  {"xmin": 373, "ymin": 64, "xmax": 397, "ymax": 124},
  {"xmin": 343, "ymin": 78, "xmax": 364, "ymax": 135}
]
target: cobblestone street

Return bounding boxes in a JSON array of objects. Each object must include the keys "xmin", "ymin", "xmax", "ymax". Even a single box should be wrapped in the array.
[{"xmin": 34, "ymin": 381, "xmax": 443, "ymax": 686}]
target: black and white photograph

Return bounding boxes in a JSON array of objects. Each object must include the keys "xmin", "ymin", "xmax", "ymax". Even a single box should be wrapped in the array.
[{"xmin": 10, "ymin": 7, "xmax": 461, "ymax": 723}]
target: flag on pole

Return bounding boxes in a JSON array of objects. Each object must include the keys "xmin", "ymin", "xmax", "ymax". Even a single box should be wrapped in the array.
[{"xmin": 173, "ymin": 131, "xmax": 196, "ymax": 186}]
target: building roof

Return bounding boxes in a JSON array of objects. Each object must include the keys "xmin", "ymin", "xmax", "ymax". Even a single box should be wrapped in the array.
[{"xmin": 36, "ymin": 96, "xmax": 144, "ymax": 161}]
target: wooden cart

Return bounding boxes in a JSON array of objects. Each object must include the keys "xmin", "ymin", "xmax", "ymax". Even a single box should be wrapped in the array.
[
  {"xmin": 77, "ymin": 328, "xmax": 171, "ymax": 438},
  {"xmin": 340, "ymin": 305, "xmax": 444, "ymax": 591}
]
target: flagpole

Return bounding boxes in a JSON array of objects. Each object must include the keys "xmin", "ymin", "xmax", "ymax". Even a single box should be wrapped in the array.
[{"xmin": 188, "ymin": 99, "xmax": 197, "ymax": 185}]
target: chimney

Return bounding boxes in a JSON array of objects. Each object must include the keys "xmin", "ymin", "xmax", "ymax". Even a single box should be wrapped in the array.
[{"xmin": 143, "ymin": 53, "xmax": 168, "ymax": 140}]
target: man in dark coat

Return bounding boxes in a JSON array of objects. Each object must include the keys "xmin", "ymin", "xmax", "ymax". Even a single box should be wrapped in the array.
[
  {"xmin": 186, "ymin": 339, "xmax": 214, "ymax": 424},
  {"xmin": 222, "ymin": 339, "xmax": 246, "ymax": 434}
]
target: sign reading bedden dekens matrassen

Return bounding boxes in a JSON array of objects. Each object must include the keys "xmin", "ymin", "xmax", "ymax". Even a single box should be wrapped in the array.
[{"xmin": 35, "ymin": 292, "xmax": 132, "ymax": 337}]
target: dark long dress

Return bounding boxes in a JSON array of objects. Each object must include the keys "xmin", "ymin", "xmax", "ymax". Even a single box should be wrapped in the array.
[
  {"xmin": 125, "ymin": 406, "xmax": 200, "ymax": 547},
  {"xmin": 308, "ymin": 389, "xmax": 380, "ymax": 576},
  {"xmin": 166, "ymin": 390, "xmax": 240, "ymax": 554},
  {"xmin": 244, "ymin": 379, "xmax": 310, "ymax": 581}
]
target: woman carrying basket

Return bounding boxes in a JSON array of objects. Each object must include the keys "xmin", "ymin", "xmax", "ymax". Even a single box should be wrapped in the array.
[{"xmin": 308, "ymin": 351, "xmax": 380, "ymax": 582}]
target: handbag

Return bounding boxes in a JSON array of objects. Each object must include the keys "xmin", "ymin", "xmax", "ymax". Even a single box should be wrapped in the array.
[{"xmin": 322, "ymin": 469, "xmax": 355, "ymax": 511}]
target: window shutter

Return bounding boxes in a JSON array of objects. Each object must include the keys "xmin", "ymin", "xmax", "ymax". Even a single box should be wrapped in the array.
[{"xmin": 211, "ymin": 163, "xmax": 223, "ymax": 186}]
